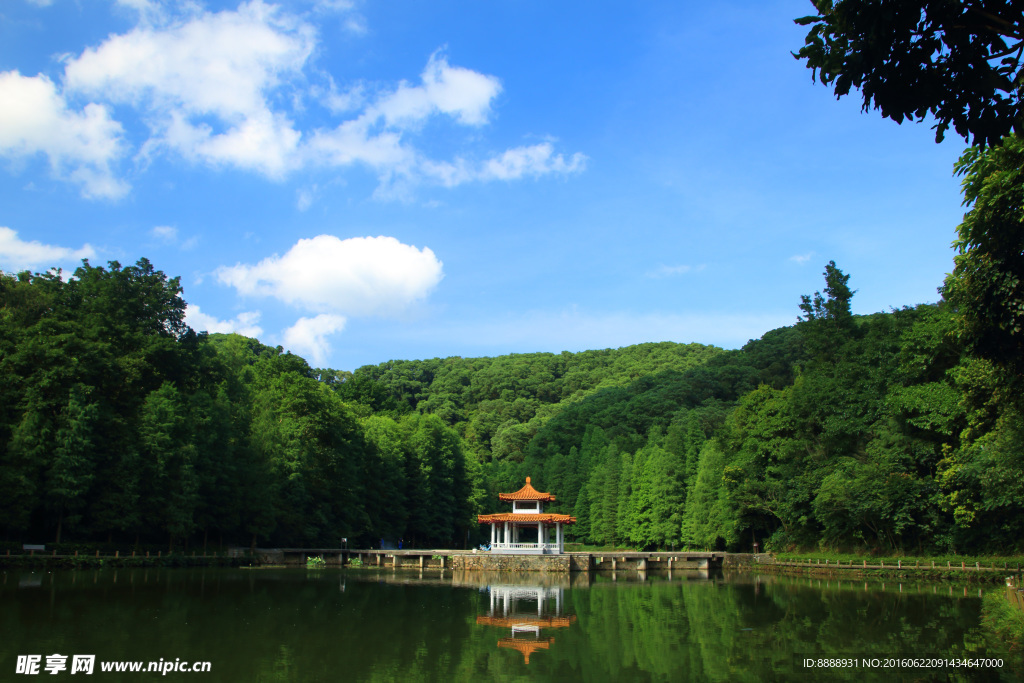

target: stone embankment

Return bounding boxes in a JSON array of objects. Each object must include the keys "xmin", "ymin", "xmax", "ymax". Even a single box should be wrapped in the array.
[{"xmin": 308, "ymin": 549, "xmax": 729, "ymax": 572}]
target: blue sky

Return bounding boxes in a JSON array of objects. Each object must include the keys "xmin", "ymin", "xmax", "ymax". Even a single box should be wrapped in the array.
[{"xmin": 1, "ymin": 0, "xmax": 967, "ymax": 370}]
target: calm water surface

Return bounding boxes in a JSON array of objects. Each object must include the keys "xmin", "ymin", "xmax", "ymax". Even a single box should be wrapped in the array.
[{"xmin": 2, "ymin": 567, "xmax": 1018, "ymax": 681}]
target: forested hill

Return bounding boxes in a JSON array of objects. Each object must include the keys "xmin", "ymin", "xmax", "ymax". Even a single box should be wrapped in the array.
[{"xmin": 1, "ymin": 258, "xmax": 1022, "ymax": 555}]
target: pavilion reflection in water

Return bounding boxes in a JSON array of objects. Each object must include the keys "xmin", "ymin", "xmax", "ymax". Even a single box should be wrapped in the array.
[{"xmin": 473, "ymin": 578, "xmax": 577, "ymax": 665}]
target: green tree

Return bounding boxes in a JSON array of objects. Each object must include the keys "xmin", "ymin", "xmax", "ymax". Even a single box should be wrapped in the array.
[
  {"xmin": 945, "ymin": 135, "xmax": 1024, "ymax": 384},
  {"xmin": 48, "ymin": 385, "xmax": 98, "ymax": 543},
  {"xmin": 138, "ymin": 382, "xmax": 199, "ymax": 549},
  {"xmin": 631, "ymin": 442, "xmax": 687, "ymax": 549},
  {"xmin": 798, "ymin": 260, "xmax": 855, "ymax": 359},
  {"xmin": 681, "ymin": 440, "xmax": 738, "ymax": 550},
  {"xmin": 795, "ymin": 0, "xmax": 1024, "ymax": 145}
]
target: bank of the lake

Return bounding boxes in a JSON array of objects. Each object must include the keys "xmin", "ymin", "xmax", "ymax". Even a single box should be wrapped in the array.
[
  {"xmin": 0, "ymin": 552, "xmax": 247, "ymax": 570},
  {"xmin": 743, "ymin": 555, "xmax": 1021, "ymax": 585}
]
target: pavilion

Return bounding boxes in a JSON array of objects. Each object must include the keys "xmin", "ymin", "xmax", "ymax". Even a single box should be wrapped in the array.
[
  {"xmin": 478, "ymin": 477, "xmax": 575, "ymax": 554},
  {"xmin": 475, "ymin": 583, "xmax": 576, "ymax": 665}
]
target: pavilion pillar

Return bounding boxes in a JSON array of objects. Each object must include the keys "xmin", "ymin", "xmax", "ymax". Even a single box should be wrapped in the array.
[
  {"xmin": 504, "ymin": 522, "xmax": 509, "ymax": 547},
  {"xmin": 539, "ymin": 522, "xmax": 544, "ymax": 552}
]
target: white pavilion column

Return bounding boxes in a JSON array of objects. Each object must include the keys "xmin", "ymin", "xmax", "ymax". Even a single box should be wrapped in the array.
[
  {"xmin": 556, "ymin": 523, "xmax": 562, "ymax": 553},
  {"xmin": 490, "ymin": 524, "xmax": 495, "ymax": 547},
  {"xmin": 504, "ymin": 522, "xmax": 509, "ymax": 547},
  {"xmin": 538, "ymin": 522, "xmax": 544, "ymax": 552}
]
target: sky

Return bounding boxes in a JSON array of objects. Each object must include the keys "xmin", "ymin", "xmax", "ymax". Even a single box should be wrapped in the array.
[{"xmin": 0, "ymin": 0, "xmax": 969, "ymax": 371}]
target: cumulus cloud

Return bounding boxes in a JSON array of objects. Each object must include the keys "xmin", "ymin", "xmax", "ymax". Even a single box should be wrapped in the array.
[
  {"xmin": 216, "ymin": 234, "xmax": 443, "ymax": 315},
  {"xmin": 184, "ymin": 304, "xmax": 264, "ymax": 337},
  {"xmin": 282, "ymin": 313, "xmax": 346, "ymax": 365},
  {"xmin": 6, "ymin": 1, "xmax": 584, "ymax": 198},
  {"xmin": 0, "ymin": 71, "xmax": 127, "ymax": 199},
  {"xmin": 0, "ymin": 227, "xmax": 95, "ymax": 272},
  {"xmin": 216, "ymin": 234, "xmax": 442, "ymax": 363},
  {"xmin": 64, "ymin": 0, "xmax": 313, "ymax": 177},
  {"xmin": 789, "ymin": 252, "xmax": 814, "ymax": 265}
]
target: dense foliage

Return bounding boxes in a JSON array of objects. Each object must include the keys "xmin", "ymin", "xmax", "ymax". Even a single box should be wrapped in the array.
[
  {"xmin": 1, "ymin": 248, "xmax": 1020, "ymax": 554},
  {"xmin": 0, "ymin": 260, "xmax": 477, "ymax": 550},
  {"xmin": 794, "ymin": 0, "xmax": 1024, "ymax": 146}
]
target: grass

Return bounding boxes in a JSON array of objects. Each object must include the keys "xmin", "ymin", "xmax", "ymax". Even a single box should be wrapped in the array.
[
  {"xmin": 981, "ymin": 589, "xmax": 1024, "ymax": 652},
  {"xmin": 772, "ymin": 550, "xmax": 1024, "ymax": 570}
]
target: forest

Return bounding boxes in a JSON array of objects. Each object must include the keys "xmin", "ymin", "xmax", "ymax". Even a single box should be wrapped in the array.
[
  {"xmin": 3, "ymin": 0, "xmax": 1023, "ymax": 555},
  {"xmin": 1, "ymin": 170, "xmax": 1021, "ymax": 553}
]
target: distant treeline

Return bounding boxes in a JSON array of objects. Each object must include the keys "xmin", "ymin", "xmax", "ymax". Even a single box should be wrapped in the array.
[{"xmin": 1, "ymin": 255, "xmax": 1021, "ymax": 553}]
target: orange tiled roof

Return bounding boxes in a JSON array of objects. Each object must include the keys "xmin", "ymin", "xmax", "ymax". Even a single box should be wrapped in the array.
[
  {"xmin": 476, "ymin": 615, "xmax": 577, "ymax": 629},
  {"xmin": 497, "ymin": 637, "xmax": 554, "ymax": 664},
  {"xmin": 477, "ymin": 513, "xmax": 576, "ymax": 524},
  {"xmin": 498, "ymin": 477, "xmax": 556, "ymax": 502}
]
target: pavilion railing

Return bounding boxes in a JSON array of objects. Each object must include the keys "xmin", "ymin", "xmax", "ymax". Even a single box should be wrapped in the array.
[{"xmin": 491, "ymin": 542, "xmax": 559, "ymax": 551}]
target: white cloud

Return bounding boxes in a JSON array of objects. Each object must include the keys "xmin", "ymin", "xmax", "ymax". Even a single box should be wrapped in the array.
[
  {"xmin": 0, "ymin": 70, "xmax": 127, "ymax": 199},
  {"xmin": 307, "ymin": 118, "xmax": 413, "ymax": 174},
  {"xmin": 317, "ymin": 79, "xmax": 365, "ymax": 115},
  {"xmin": 478, "ymin": 143, "xmax": 587, "ymax": 181},
  {"xmin": 184, "ymin": 304, "xmax": 263, "ymax": 337},
  {"xmin": 789, "ymin": 252, "xmax": 814, "ymax": 264},
  {"xmin": 64, "ymin": 0, "xmax": 314, "ymax": 178},
  {"xmin": 216, "ymin": 234, "xmax": 444, "ymax": 315},
  {"xmin": 7, "ymin": 2, "xmax": 584, "ymax": 198},
  {"xmin": 373, "ymin": 52, "xmax": 501, "ymax": 128},
  {"xmin": 416, "ymin": 143, "xmax": 588, "ymax": 188},
  {"xmin": 113, "ymin": 0, "xmax": 173, "ymax": 25},
  {"xmin": 283, "ymin": 313, "xmax": 346, "ymax": 365},
  {"xmin": 151, "ymin": 225, "xmax": 178, "ymax": 242},
  {"xmin": 0, "ymin": 226, "xmax": 96, "ymax": 272}
]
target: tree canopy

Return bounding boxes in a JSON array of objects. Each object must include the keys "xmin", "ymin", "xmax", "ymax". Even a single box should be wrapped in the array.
[
  {"xmin": 794, "ymin": 0, "xmax": 1024, "ymax": 146},
  {"xmin": 1, "ymin": 255, "xmax": 1021, "ymax": 555},
  {"xmin": 945, "ymin": 134, "xmax": 1024, "ymax": 383}
]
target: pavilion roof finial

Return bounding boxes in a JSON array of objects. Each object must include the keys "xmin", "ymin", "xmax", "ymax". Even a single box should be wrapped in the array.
[{"xmin": 498, "ymin": 477, "xmax": 556, "ymax": 502}]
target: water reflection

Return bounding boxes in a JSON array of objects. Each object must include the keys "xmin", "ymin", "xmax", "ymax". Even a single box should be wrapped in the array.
[
  {"xmin": 471, "ymin": 576, "xmax": 577, "ymax": 665},
  {"xmin": 1, "ymin": 568, "xmax": 1018, "ymax": 682}
]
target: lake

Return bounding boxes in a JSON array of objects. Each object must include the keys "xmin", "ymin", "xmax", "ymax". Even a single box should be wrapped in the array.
[{"xmin": 2, "ymin": 567, "xmax": 1018, "ymax": 681}]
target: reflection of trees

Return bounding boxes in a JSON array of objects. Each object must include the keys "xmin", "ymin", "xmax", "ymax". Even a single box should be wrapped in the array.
[{"xmin": 0, "ymin": 570, "xmax": 1007, "ymax": 682}]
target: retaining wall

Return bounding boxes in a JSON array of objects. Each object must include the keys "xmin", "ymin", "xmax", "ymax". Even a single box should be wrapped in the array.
[{"xmin": 452, "ymin": 554, "xmax": 570, "ymax": 572}]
